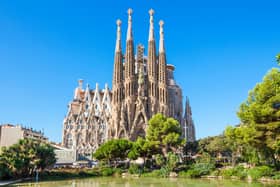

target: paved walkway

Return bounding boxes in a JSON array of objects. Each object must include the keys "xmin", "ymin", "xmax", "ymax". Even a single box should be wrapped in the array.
[
  {"xmin": 0, "ymin": 179, "xmax": 23, "ymax": 186},
  {"xmin": 0, "ymin": 178, "xmax": 32, "ymax": 186}
]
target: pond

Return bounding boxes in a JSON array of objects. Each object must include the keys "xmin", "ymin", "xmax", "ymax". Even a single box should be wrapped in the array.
[{"xmin": 11, "ymin": 177, "xmax": 280, "ymax": 187}]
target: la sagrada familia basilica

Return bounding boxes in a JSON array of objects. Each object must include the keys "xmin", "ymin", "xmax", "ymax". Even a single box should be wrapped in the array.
[{"xmin": 62, "ymin": 9, "xmax": 196, "ymax": 158}]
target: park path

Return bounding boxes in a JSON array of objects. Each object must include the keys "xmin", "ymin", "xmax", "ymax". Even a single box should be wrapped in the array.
[
  {"xmin": 0, "ymin": 178, "xmax": 32, "ymax": 186},
  {"xmin": 0, "ymin": 179, "xmax": 22, "ymax": 186}
]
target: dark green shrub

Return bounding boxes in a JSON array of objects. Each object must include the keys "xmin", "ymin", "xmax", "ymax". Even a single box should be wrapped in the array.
[
  {"xmin": 128, "ymin": 164, "xmax": 142, "ymax": 175},
  {"xmin": 248, "ymin": 166, "xmax": 274, "ymax": 180},
  {"xmin": 221, "ymin": 168, "xmax": 235, "ymax": 178},
  {"xmin": 210, "ymin": 169, "xmax": 220, "ymax": 176},
  {"xmin": 194, "ymin": 163, "xmax": 215, "ymax": 176},
  {"xmin": 142, "ymin": 169, "xmax": 162, "ymax": 177},
  {"xmin": 272, "ymin": 172, "xmax": 280, "ymax": 180},
  {"xmin": 175, "ymin": 164, "xmax": 189, "ymax": 172},
  {"xmin": 155, "ymin": 154, "xmax": 165, "ymax": 167},
  {"xmin": 100, "ymin": 167, "xmax": 114, "ymax": 176},
  {"xmin": 159, "ymin": 167, "xmax": 169, "ymax": 177},
  {"xmin": 141, "ymin": 168, "xmax": 169, "ymax": 178},
  {"xmin": 186, "ymin": 169, "xmax": 201, "ymax": 178},
  {"xmin": 112, "ymin": 168, "xmax": 123, "ymax": 176},
  {"xmin": 166, "ymin": 152, "xmax": 180, "ymax": 172},
  {"xmin": 180, "ymin": 163, "xmax": 215, "ymax": 178},
  {"xmin": 144, "ymin": 159, "xmax": 153, "ymax": 169},
  {"xmin": 178, "ymin": 171, "xmax": 188, "ymax": 177},
  {"xmin": 234, "ymin": 166, "xmax": 247, "ymax": 179},
  {"xmin": 86, "ymin": 169, "xmax": 100, "ymax": 177},
  {"xmin": 220, "ymin": 166, "xmax": 247, "ymax": 179},
  {"xmin": 0, "ymin": 163, "xmax": 12, "ymax": 180},
  {"xmin": 78, "ymin": 171, "xmax": 87, "ymax": 177}
]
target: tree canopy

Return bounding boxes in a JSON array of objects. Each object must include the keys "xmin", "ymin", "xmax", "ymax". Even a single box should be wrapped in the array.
[
  {"xmin": 198, "ymin": 135, "xmax": 230, "ymax": 158},
  {"xmin": 146, "ymin": 113, "xmax": 185, "ymax": 155},
  {"xmin": 226, "ymin": 67, "xmax": 280, "ymax": 166},
  {"xmin": 127, "ymin": 137, "xmax": 159, "ymax": 160},
  {"xmin": 93, "ymin": 139, "xmax": 132, "ymax": 165},
  {"xmin": 238, "ymin": 68, "xmax": 280, "ymax": 124},
  {"xmin": 0, "ymin": 139, "xmax": 56, "ymax": 179},
  {"xmin": 277, "ymin": 54, "xmax": 280, "ymax": 65}
]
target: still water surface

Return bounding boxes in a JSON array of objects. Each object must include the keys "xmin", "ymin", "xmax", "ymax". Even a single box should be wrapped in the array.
[{"xmin": 12, "ymin": 177, "xmax": 280, "ymax": 187}]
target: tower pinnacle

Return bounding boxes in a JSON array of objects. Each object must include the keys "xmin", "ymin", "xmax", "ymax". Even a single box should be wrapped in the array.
[
  {"xmin": 78, "ymin": 79, "xmax": 83, "ymax": 89},
  {"xmin": 148, "ymin": 9, "xmax": 155, "ymax": 41},
  {"xmin": 159, "ymin": 20, "xmax": 165, "ymax": 53},
  {"xmin": 126, "ymin": 8, "xmax": 133, "ymax": 41},
  {"xmin": 115, "ymin": 19, "xmax": 122, "ymax": 53}
]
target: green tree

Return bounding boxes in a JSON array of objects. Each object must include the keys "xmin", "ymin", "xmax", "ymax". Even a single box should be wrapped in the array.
[
  {"xmin": 276, "ymin": 54, "xmax": 280, "ymax": 66},
  {"xmin": 146, "ymin": 113, "xmax": 185, "ymax": 156},
  {"xmin": 128, "ymin": 137, "xmax": 159, "ymax": 161},
  {"xmin": 166, "ymin": 152, "xmax": 180, "ymax": 172},
  {"xmin": 154, "ymin": 152, "xmax": 179, "ymax": 172},
  {"xmin": 184, "ymin": 141, "xmax": 198, "ymax": 156},
  {"xmin": 0, "ymin": 139, "xmax": 56, "ymax": 179},
  {"xmin": 237, "ymin": 67, "xmax": 280, "ymax": 166},
  {"xmin": 93, "ymin": 139, "xmax": 132, "ymax": 167},
  {"xmin": 0, "ymin": 156, "xmax": 11, "ymax": 179},
  {"xmin": 224, "ymin": 125, "xmax": 258, "ymax": 166},
  {"xmin": 155, "ymin": 154, "xmax": 165, "ymax": 167},
  {"xmin": 35, "ymin": 143, "xmax": 56, "ymax": 170},
  {"xmin": 198, "ymin": 135, "xmax": 231, "ymax": 159}
]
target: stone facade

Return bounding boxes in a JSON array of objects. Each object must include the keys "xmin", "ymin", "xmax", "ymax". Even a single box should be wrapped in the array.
[
  {"xmin": 62, "ymin": 9, "xmax": 196, "ymax": 158},
  {"xmin": 62, "ymin": 81, "xmax": 111, "ymax": 159},
  {"xmin": 109, "ymin": 9, "xmax": 187, "ymax": 140}
]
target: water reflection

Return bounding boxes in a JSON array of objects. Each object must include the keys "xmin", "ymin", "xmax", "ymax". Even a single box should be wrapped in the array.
[{"xmin": 12, "ymin": 178, "xmax": 280, "ymax": 187}]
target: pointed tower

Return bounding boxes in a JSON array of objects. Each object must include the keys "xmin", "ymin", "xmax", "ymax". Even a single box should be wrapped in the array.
[
  {"xmin": 112, "ymin": 19, "xmax": 123, "ymax": 105},
  {"xmin": 184, "ymin": 97, "xmax": 196, "ymax": 142},
  {"xmin": 158, "ymin": 20, "xmax": 169, "ymax": 116},
  {"xmin": 112, "ymin": 19, "xmax": 124, "ymax": 107},
  {"xmin": 111, "ymin": 19, "xmax": 124, "ymax": 138},
  {"xmin": 124, "ymin": 8, "xmax": 137, "ymax": 133},
  {"xmin": 147, "ymin": 9, "xmax": 158, "ymax": 116}
]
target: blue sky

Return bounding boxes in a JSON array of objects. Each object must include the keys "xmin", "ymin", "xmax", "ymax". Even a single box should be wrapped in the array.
[{"xmin": 0, "ymin": 0, "xmax": 279, "ymax": 143}]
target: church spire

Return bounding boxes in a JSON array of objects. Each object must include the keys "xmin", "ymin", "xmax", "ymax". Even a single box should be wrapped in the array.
[
  {"xmin": 147, "ymin": 9, "xmax": 158, "ymax": 116},
  {"xmin": 126, "ymin": 8, "xmax": 133, "ymax": 41},
  {"xmin": 115, "ymin": 19, "xmax": 122, "ymax": 53},
  {"xmin": 124, "ymin": 8, "xmax": 135, "ymax": 81},
  {"xmin": 112, "ymin": 19, "xmax": 124, "ymax": 105},
  {"xmin": 158, "ymin": 20, "xmax": 167, "ymax": 83},
  {"xmin": 147, "ymin": 9, "xmax": 157, "ymax": 78},
  {"xmin": 148, "ymin": 9, "xmax": 155, "ymax": 41},
  {"xmin": 158, "ymin": 20, "xmax": 168, "ymax": 115},
  {"xmin": 159, "ymin": 20, "xmax": 165, "ymax": 53},
  {"xmin": 123, "ymin": 8, "xmax": 136, "ymax": 131}
]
